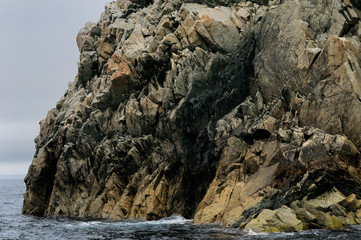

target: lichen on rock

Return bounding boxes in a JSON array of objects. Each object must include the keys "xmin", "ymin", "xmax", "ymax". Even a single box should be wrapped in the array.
[{"xmin": 23, "ymin": 0, "xmax": 361, "ymax": 233}]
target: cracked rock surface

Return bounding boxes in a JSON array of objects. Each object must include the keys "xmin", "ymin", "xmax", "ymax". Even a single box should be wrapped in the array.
[{"xmin": 23, "ymin": 0, "xmax": 361, "ymax": 232}]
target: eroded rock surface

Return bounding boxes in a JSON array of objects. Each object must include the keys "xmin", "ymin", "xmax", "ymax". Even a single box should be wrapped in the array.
[{"xmin": 23, "ymin": 0, "xmax": 361, "ymax": 232}]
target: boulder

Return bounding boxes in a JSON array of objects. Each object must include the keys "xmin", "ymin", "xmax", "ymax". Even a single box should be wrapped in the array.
[{"xmin": 244, "ymin": 206, "xmax": 304, "ymax": 232}]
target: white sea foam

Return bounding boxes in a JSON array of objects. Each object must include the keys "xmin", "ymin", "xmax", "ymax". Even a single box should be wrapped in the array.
[
  {"xmin": 148, "ymin": 215, "xmax": 191, "ymax": 225},
  {"xmin": 244, "ymin": 229, "xmax": 268, "ymax": 236},
  {"xmin": 78, "ymin": 221, "xmax": 102, "ymax": 226},
  {"xmin": 243, "ymin": 229, "xmax": 296, "ymax": 237},
  {"xmin": 65, "ymin": 214, "xmax": 191, "ymax": 230}
]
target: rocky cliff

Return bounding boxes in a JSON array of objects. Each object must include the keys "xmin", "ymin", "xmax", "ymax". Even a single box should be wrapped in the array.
[{"xmin": 23, "ymin": 0, "xmax": 361, "ymax": 232}]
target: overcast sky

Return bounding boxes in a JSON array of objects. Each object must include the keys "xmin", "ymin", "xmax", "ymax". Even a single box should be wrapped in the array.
[{"xmin": 0, "ymin": 0, "xmax": 109, "ymax": 177}]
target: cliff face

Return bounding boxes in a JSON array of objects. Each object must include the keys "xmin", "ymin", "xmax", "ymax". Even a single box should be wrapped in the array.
[{"xmin": 23, "ymin": 0, "xmax": 361, "ymax": 232}]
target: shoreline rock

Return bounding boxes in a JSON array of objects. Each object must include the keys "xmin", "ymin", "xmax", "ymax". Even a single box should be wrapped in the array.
[{"xmin": 23, "ymin": 0, "xmax": 361, "ymax": 233}]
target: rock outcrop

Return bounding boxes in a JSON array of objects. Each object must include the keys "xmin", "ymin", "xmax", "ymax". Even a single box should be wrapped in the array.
[{"xmin": 23, "ymin": 0, "xmax": 361, "ymax": 232}]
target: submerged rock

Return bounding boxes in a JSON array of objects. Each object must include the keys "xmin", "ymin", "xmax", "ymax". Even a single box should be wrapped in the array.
[{"xmin": 23, "ymin": 0, "xmax": 361, "ymax": 233}]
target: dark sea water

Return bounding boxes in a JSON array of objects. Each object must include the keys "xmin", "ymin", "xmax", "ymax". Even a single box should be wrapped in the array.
[{"xmin": 2, "ymin": 179, "xmax": 361, "ymax": 240}]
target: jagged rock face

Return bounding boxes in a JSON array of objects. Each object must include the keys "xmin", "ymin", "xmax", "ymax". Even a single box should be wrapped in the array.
[{"xmin": 23, "ymin": 0, "xmax": 361, "ymax": 232}]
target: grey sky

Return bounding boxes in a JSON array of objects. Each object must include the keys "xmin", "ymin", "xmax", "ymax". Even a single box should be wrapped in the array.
[{"xmin": 0, "ymin": 0, "xmax": 109, "ymax": 176}]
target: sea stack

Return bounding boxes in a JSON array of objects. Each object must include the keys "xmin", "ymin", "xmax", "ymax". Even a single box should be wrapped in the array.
[{"xmin": 23, "ymin": 0, "xmax": 361, "ymax": 232}]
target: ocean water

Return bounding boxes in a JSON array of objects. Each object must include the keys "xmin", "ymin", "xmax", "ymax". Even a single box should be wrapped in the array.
[{"xmin": 1, "ymin": 179, "xmax": 361, "ymax": 239}]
